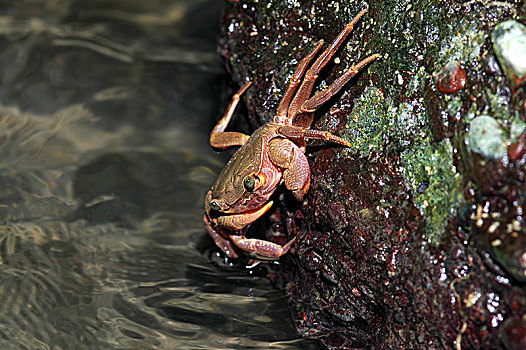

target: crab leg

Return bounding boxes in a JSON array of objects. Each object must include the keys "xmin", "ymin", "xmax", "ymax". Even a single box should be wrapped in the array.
[
  {"xmin": 275, "ymin": 40, "xmax": 324, "ymax": 124},
  {"xmin": 302, "ymin": 53, "xmax": 381, "ymax": 112},
  {"xmin": 287, "ymin": 8, "xmax": 369, "ymax": 123},
  {"xmin": 278, "ymin": 125, "xmax": 352, "ymax": 147},
  {"xmin": 217, "ymin": 201, "xmax": 274, "ymax": 230},
  {"xmin": 229, "ymin": 235, "xmax": 297, "ymax": 258},
  {"xmin": 204, "ymin": 214, "xmax": 240, "ymax": 258},
  {"xmin": 210, "ymin": 81, "xmax": 252, "ymax": 149}
]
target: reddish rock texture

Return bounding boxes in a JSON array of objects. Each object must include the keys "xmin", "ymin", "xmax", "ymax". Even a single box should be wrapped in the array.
[
  {"xmin": 436, "ymin": 60, "xmax": 467, "ymax": 94},
  {"xmin": 218, "ymin": 0, "xmax": 526, "ymax": 349}
]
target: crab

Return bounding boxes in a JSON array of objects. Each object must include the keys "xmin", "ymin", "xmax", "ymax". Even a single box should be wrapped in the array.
[{"xmin": 204, "ymin": 9, "xmax": 380, "ymax": 259}]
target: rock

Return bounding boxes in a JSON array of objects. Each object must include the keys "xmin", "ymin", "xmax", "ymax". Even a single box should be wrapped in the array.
[
  {"xmin": 492, "ymin": 20, "xmax": 526, "ymax": 88},
  {"xmin": 436, "ymin": 60, "xmax": 467, "ymax": 93},
  {"xmin": 500, "ymin": 317, "xmax": 526, "ymax": 350},
  {"xmin": 219, "ymin": 1, "xmax": 526, "ymax": 349},
  {"xmin": 466, "ymin": 114, "xmax": 507, "ymax": 159}
]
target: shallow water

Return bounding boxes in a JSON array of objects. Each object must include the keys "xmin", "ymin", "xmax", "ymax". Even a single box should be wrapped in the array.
[{"xmin": 0, "ymin": 1, "xmax": 321, "ymax": 349}]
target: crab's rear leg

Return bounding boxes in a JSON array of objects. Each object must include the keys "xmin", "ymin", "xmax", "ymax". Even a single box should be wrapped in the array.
[
  {"xmin": 210, "ymin": 81, "xmax": 252, "ymax": 149},
  {"xmin": 274, "ymin": 40, "xmax": 324, "ymax": 124},
  {"xmin": 301, "ymin": 53, "xmax": 381, "ymax": 113},
  {"xmin": 279, "ymin": 125, "xmax": 352, "ymax": 147},
  {"xmin": 287, "ymin": 9, "xmax": 369, "ymax": 124}
]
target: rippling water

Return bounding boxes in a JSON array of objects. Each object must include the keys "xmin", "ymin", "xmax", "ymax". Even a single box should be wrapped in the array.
[{"xmin": 0, "ymin": 1, "xmax": 321, "ymax": 349}]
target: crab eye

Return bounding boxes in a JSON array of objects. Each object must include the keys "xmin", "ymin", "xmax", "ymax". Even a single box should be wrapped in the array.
[
  {"xmin": 243, "ymin": 175, "xmax": 256, "ymax": 191},
  {"xmin": 209, "ymin": 201, "xmax": 221, "ymax": 211}
]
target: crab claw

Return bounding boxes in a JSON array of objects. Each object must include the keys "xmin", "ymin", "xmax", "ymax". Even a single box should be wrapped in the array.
[{"xmin": 217, "ymin": 201, "xmax": 274, "ymax": 230}]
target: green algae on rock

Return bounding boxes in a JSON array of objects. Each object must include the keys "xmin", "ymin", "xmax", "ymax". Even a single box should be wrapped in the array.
[
  {"xmin": 342, "ymin": 86, "xmax": 394, "ymax": 154},
  {"xmin": 510, "ymin": 117, "xmax": 526, "ymax": 142},
  {"xmin": 402, "ymin": 137, "xmax": 461, "ymax": 241}
]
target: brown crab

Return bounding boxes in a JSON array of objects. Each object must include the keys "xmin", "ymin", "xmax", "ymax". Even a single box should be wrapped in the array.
[{"xmin": 204, "ymin": 9, "xmax": 380, "ymax": 259}]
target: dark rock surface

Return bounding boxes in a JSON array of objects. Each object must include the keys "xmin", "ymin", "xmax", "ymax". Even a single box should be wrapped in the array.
[{"xmin": 218, "ymin": 0, "xmax": 526, "ymax": 348}]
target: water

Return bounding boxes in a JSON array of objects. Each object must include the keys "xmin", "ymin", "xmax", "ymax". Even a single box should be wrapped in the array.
[{"xmin": 0, "ymin": 1, "xmax": 321, "ymax": 349}]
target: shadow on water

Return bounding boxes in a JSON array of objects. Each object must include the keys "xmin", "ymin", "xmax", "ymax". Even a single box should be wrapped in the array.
[{"xmin": 0, "ymin": 1, "xmax": 322, "ymax": 349}]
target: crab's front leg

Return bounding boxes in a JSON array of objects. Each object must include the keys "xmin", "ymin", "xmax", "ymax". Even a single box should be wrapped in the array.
[
  {"xmin": 211, "ymin": 200, "xmax": 296, "ymax": 259},
  {"xmin": 229, "ymin": 234, "xmax": 297, "ymax": 259},
  {"xmin": 268, "ymin": 137, "xmax": 311, "ymax": 201},
  {"xmin": 204, "ymin": 214, "xmax": 240, "ymax": 258},
  {"xmin": 217, "ymin": 201, "xmax": 274, "ymax": 230}
]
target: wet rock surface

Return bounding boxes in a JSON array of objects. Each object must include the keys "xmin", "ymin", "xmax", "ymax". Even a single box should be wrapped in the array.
[{"xmin": 219, "ymin": 0, "xmax": 526, "ymax": 349}]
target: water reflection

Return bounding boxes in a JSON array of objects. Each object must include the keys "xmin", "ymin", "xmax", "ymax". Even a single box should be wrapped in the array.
[{"xmin": 0, "ymin": 1, "xmax": 320, "ymax": 349}]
